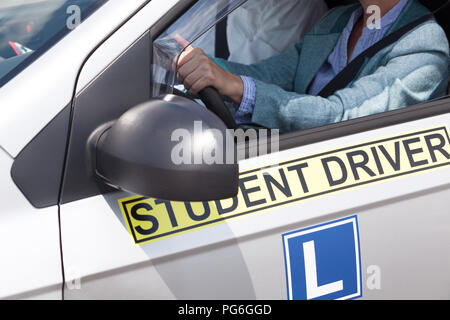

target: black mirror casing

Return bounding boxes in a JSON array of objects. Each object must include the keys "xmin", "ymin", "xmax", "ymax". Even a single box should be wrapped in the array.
[{"xmin": 89, "ymin": 94, "xmax": 239, "ymax": 201}]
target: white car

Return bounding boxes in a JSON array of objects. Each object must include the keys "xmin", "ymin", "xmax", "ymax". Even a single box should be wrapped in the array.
[{"xmin": 0, "ymin": 0, "xmax": 449, "ymax": 300}]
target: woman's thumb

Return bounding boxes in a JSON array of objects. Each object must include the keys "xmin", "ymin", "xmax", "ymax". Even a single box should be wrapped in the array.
[{"xmin": 174, "ymin": 34, "xmax": 191, "ymax": 49}]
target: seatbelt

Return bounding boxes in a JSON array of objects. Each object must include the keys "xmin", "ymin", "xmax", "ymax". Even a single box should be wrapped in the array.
[
  {"xmin": 215, "ymin": 15, "xmax": 230, "ymax": 59},
  {"xmin": 317, "ymin": 13, "xmax": 433, "ymax": 98}
]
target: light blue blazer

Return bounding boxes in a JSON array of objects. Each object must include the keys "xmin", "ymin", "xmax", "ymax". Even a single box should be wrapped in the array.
[{"xmin": 220, "ymin": 0, "xmax": 450, "ymax": 133}]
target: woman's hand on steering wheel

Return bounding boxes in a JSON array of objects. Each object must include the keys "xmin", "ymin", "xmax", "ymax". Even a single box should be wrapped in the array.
[{"xmin": 175, "ymin": 35, "xmax": 244, "ymax": 105}]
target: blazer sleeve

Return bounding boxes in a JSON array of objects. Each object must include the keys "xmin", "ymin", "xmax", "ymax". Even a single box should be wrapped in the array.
[
  {"xmin": 242, "ymin": 21, "xmax": 449, "ymax": 133},
  {"xmin": 216, "ymin": 43, "xmax": 302, "ymax": 92}
]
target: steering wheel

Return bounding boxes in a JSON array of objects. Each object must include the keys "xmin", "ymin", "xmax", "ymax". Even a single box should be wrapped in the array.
[
  {"xmin": 169, "ymin": 84, "xmax": 237, "ymax": 130},
  {"xmin": 197, "ymin": 87, "xmax": 238, "ymax": 130}
]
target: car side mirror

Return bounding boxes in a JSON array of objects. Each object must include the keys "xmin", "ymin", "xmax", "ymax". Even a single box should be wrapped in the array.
[{"xmin": 88, "ymin": 94, "xmax": 239, "ymax": 201}]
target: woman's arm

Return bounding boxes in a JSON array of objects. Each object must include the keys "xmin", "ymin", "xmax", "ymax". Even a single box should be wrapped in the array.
[
  {"xmin": 176, "ymin": 42, "xmax": 302, "ymax": 103},
  {"xmin": 248, "ymin": 21, "xmax": 449, "ymax": 133},
  {"xmin": 217, "ymin": 43, "xmax": 302, "ymax": 92}
]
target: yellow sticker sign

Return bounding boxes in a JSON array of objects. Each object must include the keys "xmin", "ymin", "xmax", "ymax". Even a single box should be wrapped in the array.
[{"xmin": 119, "ymin": 126, "xmax": 450, "ymax": 245}]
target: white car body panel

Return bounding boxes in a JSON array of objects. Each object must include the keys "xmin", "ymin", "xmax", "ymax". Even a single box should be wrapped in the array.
[
  {"xmin": 0, "ymin": 149, "xmax": 61, "ymax": 299},
  {"xmin": 60, "ymin": 115, "xmax": 450, "ymax": 299}
]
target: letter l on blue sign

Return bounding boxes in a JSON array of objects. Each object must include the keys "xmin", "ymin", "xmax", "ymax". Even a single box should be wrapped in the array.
[
  {"xmin": 282, "ymin": 216, "xmax": 362, "ymax": 300},
  {"xmin": 303, "ymin": 240, "xmax": 344, "ymax": 299}
]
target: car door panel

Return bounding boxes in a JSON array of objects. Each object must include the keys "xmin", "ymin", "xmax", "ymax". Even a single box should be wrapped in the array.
[
  {"xmin": 61, "ymin": 192, "xmax": 257, "ymax": 299},
  {"xmin": 59, "ymin": 0, "xmax": 450, "ymax": 300},
  {"xmin": 61, "ymin": 112, "xmax": 450, "ymax": 299}
]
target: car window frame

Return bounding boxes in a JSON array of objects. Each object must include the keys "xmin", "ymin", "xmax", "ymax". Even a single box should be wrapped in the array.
[{"xmin": 151, "ymin": 0, "xmax": 450, "ymax": 159}]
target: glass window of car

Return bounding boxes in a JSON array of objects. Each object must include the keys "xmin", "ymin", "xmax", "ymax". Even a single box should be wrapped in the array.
[
  {"xmin": 152, "ymin": 0, "xmax": 245, "ymax": 97},
  {"xmin": 0, "ymin": 0, "xmax": 108, "ymax": 88},
  {"xmin": 151, "ymin": 0, "xmax": 450, "ymax": 149}
]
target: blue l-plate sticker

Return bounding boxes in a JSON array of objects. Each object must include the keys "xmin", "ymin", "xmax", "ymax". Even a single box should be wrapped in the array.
[{"xmin": 282, "ymin": 215, "xmax": 362, "ymax": 300}]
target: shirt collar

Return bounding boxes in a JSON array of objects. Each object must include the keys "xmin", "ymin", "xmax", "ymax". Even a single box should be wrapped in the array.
[{"xmin": 345, "ymin": 0, "xmax": 409, "ymax": 34}]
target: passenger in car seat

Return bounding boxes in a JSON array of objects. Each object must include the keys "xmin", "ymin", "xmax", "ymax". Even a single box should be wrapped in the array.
[
  {"xmin": 226, "ymin": 0, "xmax": 328, "ymax": 64},
  {"xmin": 177, "ymin": 0, "xmax": 450, "ymax": 133},
  {"xmin": 196, "ymin": 0, "xmax": 328, "ymax": 64}
]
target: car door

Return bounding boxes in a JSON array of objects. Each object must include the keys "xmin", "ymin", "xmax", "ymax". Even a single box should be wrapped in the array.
[{"xmin": 60, "ymin": 0, "xmax": 450, "ymax": 300}]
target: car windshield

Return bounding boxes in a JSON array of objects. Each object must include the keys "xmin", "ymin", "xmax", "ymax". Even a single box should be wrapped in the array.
[
  {"xmin": 0, "ymin": 0, "xmax": 108, "ymax": 88},
  {"xmin": 152, "ymin": 0, "xmax": 247, "ymax": 97}
]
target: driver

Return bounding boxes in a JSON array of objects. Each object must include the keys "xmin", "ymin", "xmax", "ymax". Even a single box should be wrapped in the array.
[{"xmin": 176, "ymin": 0, "xmax": 449, "ymax": 133}]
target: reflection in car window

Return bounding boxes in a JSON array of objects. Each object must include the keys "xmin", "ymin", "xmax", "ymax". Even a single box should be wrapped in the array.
[
  {"xmin": 152, "ymin": 0, "xmax": 246, "ymax": 97},
  {"xmin": 0, "ymin": 0, "xmax": 108, "ymax": 88}
]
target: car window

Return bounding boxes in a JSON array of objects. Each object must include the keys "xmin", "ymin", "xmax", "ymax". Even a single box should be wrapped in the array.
[
  {"xmin": 152, "ymin": 0, "xmax": 246, "ymax": 97},
  {"xmin": 154, "ymin": 0, "xmax": 450, "ymax": 138},
  {"xmin": 0, "ymin": 0, "xmax": 108, "ymax": 88}
]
